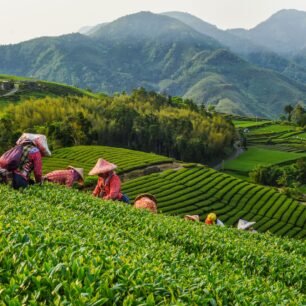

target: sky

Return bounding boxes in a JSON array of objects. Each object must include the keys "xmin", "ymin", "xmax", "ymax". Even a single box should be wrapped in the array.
[{"xmin": 1, "ymin": 0, "xmax": 306, "ymax": 45}]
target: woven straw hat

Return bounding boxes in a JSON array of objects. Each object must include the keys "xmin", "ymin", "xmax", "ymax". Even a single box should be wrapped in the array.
[
  {"xmin": 134, "ymin": 195, "xmax": 157, "ymax": 213},
  {"xmin": 88, "ymin": 158, "xmax": 117, "ymax": 176},
  {"xmin": 67, "ymin": 166, "xmax": 84, "ymax": 181},
  {"xmin": 134, "ymin": 193, "xmax": 157, "ymax": 204}
]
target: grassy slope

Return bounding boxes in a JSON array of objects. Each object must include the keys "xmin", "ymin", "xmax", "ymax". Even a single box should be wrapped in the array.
[
  {"xmin": 0, "ymin": 184, "xmax": 305, "ymax": 304},
  {"xmin": 232, "ymin": 120, "xmax": 271, "ymax": 128},
  {"xmin": 43, "ymin": 145, "xmax": 173, "ymax": 176},
  {"xmin": 224, "ymin": 147, "xmax": 306, "ymax": 173},
  {"xmin": 0, "ymin": 74, "xmax": 97, "ymax": 106}
]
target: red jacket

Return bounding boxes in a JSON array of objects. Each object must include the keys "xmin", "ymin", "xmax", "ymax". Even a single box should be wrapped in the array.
[
  {"xmin": 44, "ymin": 169, "xmax": 78, "ymax": 187},
  {"xmin": 93, "ymin": 172, "xmax": 122, "ymax": 200}
]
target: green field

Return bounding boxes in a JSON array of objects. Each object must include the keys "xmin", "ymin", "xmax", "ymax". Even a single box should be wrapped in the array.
[
  {"xmin": 0, "ymin": 184, "xmax": 304, "ymax": 304},
  {"xmin": 43, "ymin": 145, "xmax": 173, "ymax": 175},
  {"xmin": 122, "ymin": 165, "xmax": 306, "ymax": 238},
  {"xmin": 248, "ymin": 124, "xmax": 295, "ymax": 135},
  {"xmin": 233, "ymin": 120, "xmax": 270, "ymax": 128},
  {"xmin": 224, "ymin": 147, "xmax": 306, "ymax": 173}
]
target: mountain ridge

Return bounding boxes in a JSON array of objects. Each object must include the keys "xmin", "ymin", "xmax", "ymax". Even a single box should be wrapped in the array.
[{"xmin": 1, "ymin": 11, "xmax": 306, "ymax": 118}]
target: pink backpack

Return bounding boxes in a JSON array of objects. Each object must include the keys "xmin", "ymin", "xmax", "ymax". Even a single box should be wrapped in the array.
[{"xmin": 0, "ymin": 145, "xmax": 23, "ymax": 171}]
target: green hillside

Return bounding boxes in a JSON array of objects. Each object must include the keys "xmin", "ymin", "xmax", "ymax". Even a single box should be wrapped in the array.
[
  {"xmin": 229, "ymin": 9, "xmax": 306, "ymax": 55},
  {"xmin": 1, "ymin": 12, "xmax": 306, "ymax": 117},
  {"xmin": 0, "ymin": 74, "xmax": 96, "ymax": 106},
  {"xmin": 43, "ymin": 145, "xmax": 173, "ymax": 175},
  {"xmin": 224, "ymin": 147, "xmax": 306, "ymax": 174},
  {"xmin": 122, "ymin": 165, "xmax": 306, "ymax": 238},
  {"xmin": 0, "ymin": 184, "xmax": 305, "ymax": 304},
  {"xmin": 163, "ymin": 11, "xmax": 306, "ymax": 86}
]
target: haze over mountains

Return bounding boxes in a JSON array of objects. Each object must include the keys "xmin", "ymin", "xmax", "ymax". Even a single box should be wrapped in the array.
[{"xmin": 1, "ymin": 10, "xmax": 306, "ymax": 118}]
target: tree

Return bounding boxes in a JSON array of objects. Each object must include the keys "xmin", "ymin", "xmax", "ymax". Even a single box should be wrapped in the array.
[
  {"xmin": 291, "ymin": 104, "xmax": 306, "ymax": 127},
  {"xmin": 284, "ymin": 104, "xmax": 294, "ymax": 121}
]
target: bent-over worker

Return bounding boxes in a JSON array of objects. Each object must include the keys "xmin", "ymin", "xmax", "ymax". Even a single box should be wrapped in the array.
[
  {"xmin": 12, "ymin": 133, "xmax": 51, "ymax": 189},
  {"xmin": 43, "ymin": 166, "xmax": 84, "ymax": 188},
  {"xmin": 205, "ymin": 213, "xmax": 224, "ymax": 226},
  {"xmin": 89, "ymin": 158, "xmax": 129, "ymax": 203}
]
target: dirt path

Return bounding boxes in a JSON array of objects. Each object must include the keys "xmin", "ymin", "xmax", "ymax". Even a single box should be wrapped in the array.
[
  {"xmin": 0, "ymin": 84, "xmax": 19, "ymax": 97},
  {"xmin": 213, "ymin": 141, "xmax": 245, "ymax": 171}
]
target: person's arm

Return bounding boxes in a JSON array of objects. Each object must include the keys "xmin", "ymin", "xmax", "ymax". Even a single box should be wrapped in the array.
[
  {"xmin": 92, "ymin": 178, "xmax": 102, "ymax": 196},
  {"xmin": 29, "ymin": 150, "xmax": 42, "ymax": 183},
  {"xmin": 103, "ymin": 176, "xmax": 121, "ymax": 200}
]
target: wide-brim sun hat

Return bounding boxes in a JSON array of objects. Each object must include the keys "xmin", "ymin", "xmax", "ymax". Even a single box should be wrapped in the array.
[
  {"xmin": 67, "ymin": 166, "xmax": 84, "ymax": 181},
  {"xmin": 134, "ymin": 193, "xmax": 157, "ymax": 204},
  {"xmin": 134, "ymin": 195, "xmax": 158, "ymax": 213},
  {"xmin": 88, "ymin": 158, "xmax": 117, "ymax": 176}
]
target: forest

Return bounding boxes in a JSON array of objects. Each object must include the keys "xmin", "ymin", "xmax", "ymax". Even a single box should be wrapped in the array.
[{"xmin": 0, "ymin": 88, "xmax": 236, "ymax": 163}]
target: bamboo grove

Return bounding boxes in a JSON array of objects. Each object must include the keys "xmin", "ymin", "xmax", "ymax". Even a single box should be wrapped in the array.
[{"xmin": 0, "ymin": 89, "xmax": 236, "ymax": 163}]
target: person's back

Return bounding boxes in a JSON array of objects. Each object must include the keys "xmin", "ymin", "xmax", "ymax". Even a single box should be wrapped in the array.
[
  {"xmin": 44, "ymin": 167, "xmax": 84, "ymax": 188},
  {"xmin": 13, "ymin": 143, "xmax": 42, "ymax": 189}
]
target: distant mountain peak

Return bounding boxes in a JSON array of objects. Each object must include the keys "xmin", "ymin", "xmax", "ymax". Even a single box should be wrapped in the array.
[{"xmin": 89, "ymin": 11, "xmax": 220, "ymax": 49}]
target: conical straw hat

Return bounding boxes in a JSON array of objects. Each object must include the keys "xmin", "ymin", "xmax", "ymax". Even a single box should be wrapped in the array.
[
  {"xmin": 134, "ymin": 193, "xmax": 157, "ymax": 204},
  {"xmin": 67, "ymin": 166, "xmax": 84, "ymax": 181},
  {"xmin": 88, "ymin": 158, "xmax": 117, "ymax": 176}
]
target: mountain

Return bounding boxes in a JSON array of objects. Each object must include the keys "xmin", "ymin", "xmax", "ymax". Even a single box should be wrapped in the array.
[
  {"xmin": 162, "ymin": 11, "xmax": 260, "ymax": 55},
  {"xmin": 163, "ymin": 11, "xmax": 306, "ymax": 85},
  {"xmin": 229, "ymin": 9, "xmax": 306, "ymax": 55},
  {"xmin": 90, "ymin": 11, "xmax": 219, "ymax": 45},
  {"xmin": 0, "ymin": 11, "xmax": 306, "ymax": 118},
  {"xmin": 78, "ymin": 23, "xmax": 108, "ymax": 35}
]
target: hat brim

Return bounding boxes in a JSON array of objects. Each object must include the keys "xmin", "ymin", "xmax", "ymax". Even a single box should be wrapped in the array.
[
  {"xmin": 134, "ymin": 193, "xmax": 157, "ymax": 204},
  {"xmin": 67, "ymin": 166, "xmax": 84, "ymax": 181},
  {"xmin": 88, "ymin": 167, "xmax": 117, "ymax": 176}
]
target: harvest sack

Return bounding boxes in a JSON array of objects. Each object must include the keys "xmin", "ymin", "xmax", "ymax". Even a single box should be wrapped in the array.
[
  {"xmin": 237, "ymin": 219, "xmax": 256, "ymax": 230},
  {"xmin": 16, "ymin": 133, "xmax": 51, "ymax": 157},
  {"xmin": 0, "ymin": 145, "xmax": 23, "ymax": 170}
]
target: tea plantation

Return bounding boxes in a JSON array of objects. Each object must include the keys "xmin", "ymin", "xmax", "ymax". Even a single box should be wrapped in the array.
[
  {"xmin": 0, "ymin": 184, "xmax": 305, "ymax": 304},
  {"xmin": 43, "ymin": 146, "xmax": 173, "ymax": 175},
  {"xmin": 122, "ymin": 165, "xmax": 306, "ymax": 238}
]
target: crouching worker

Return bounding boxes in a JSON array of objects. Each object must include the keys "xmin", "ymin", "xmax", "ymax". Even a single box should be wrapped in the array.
[
  {"xmin": 89, "ymin": 158, "xmax": 130, "ymax": 203},
  {"xmin": 43, "ymin": 166, "xmax": 84, "ymax": 188},
  {"xmin": 0, "ymin": 133, "xmax": 51, "ymax": 189},
  {"xmin": 134, "ymin": 193, "xmax": 157, "ymax": 213},
  {"xmin": 205, "ymin": 213, "xmax": 224, "ymax": 226}
]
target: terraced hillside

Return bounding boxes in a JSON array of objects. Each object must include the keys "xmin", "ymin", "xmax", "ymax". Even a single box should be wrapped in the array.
[
  {"xmin": 0, "ymin": 74, "xmax": 96, "ymax": 107},
  {"xmin": 0, "ymin": 184, "xmax": 305, "ymax": 304},
  {"xmin": 122, "ymin": 165, "xmax": 306, "ymax": 238},
  {"xmin": 43, "ymin": 145, "xmax": 173, "ymax": 175},
  {"xmin": 226, "ymin": 121, "xmax": 306, "ymax": 178},
  {"xmin": 245, "ymin": 123, "xmax": 306, "ymax": 152},
  {"xmin": 224, "ymin": 147, "xmax": 306, "ymax": 175}
]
